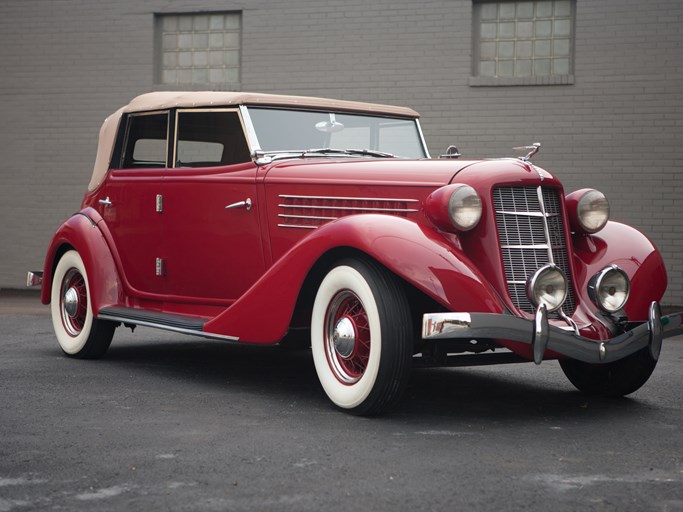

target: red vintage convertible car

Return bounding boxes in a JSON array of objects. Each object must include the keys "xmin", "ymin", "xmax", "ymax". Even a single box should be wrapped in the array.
[{"xmin": 28, "ymin": 91, "xmax": 682, "ymax": 415}]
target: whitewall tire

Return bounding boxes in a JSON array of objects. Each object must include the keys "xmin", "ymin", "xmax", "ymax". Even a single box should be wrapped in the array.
[
  {"xmin": 311, "ymin": 258, "xmax": 412, "ymax": 415},
  {"xmin": 50, "ymin": 250, "xmax": 115, "ymax": 359}
]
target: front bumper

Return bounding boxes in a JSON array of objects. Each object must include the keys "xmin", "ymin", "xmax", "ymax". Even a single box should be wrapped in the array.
[{"xmin": 423, "ymin": 302, "xmax": 683, "ymax": 365}]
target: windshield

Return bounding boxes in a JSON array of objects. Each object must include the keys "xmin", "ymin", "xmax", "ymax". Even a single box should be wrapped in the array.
[{"xmin": 247, "ymin": 107, "xmax": 427, "ymax": 158}]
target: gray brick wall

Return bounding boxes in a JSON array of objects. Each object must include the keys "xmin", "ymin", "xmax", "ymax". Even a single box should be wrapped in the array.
[{"xmin": 1, "ymin": 0, "xmax": 681, "ymax": 305}]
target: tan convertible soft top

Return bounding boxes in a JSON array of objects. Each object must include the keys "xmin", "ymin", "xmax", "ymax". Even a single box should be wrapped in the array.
[{"xmin": 88, "ymin": 91, "xmax": 420, "ymax": 191}]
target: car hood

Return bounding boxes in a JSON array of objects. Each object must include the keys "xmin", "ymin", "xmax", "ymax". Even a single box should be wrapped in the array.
[
  {"xmin": 261, "ymin": 158, "xmax": 480, "ymax": 187},
  {"xmin": 261, "ymin": 157, "xmax": 559, "ymax": 190}
]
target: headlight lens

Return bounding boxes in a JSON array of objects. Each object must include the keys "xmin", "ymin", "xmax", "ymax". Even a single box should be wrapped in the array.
[
  {"xmin": 588, "ymin": 265, "xmax": 630, "ymax": 313},
  {"xmin": 577, "ymin": 189, "xmax": 609, "ymax": 233},
  {"xmin": 448, "ymin": 185, "xmax": 482, "ymax": 231},
  {"xmin": 527, "ymin": 264, "xmax": 568, "ymax": 313}
]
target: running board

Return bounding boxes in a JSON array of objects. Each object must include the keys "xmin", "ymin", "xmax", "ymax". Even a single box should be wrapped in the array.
[{"xmin": 98, "ymin": 306, "xmax": 239, "ymax": 342}]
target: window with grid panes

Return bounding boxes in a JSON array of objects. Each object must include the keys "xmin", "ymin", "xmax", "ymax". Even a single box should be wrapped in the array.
[
  {"xmin": 472, "ymin": 1, "xmax": 574, "ymax": 85},
  {"xmin": 157, "ymin": 12, "xmax": 240, "ymax": 86}
]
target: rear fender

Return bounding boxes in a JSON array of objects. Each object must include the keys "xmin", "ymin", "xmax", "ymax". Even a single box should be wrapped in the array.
[
  {"xmin": 204, "ymin": 214, "xmax": 505, "ymax": 343},
  {"xmin": 41, "ymin": 209, "xmax": 123, "ymax": 313}
]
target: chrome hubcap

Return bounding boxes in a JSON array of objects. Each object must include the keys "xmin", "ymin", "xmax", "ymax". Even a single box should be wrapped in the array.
[
  {"xmin": 63, "ymin": 287, "xmax": 79, "ymax": 318},
  {"xmin": 333, "ymin": 316, "xmax": 356, "ymax": 358}
]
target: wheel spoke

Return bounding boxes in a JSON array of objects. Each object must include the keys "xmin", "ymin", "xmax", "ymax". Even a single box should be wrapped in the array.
[
  {"xmin": 325, "ymin": 291, "xmax": 371, "ymax": 384},
  {"xmin": 61, "ymin": 269, "xmax": 88, "ymax": 336}
]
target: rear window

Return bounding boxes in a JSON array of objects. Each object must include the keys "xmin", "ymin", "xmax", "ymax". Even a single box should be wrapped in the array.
[{"xmin": 121, "ymin": 112, "xmax": 169, "ymax": 168}]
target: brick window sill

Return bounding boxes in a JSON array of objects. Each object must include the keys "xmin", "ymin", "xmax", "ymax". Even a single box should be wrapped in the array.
[{"xmin": 469, "ymin": 75, "xmax": 575, "ymax": 87}]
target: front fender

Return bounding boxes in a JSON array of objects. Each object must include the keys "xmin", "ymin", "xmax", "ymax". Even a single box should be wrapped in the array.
[
  {"xmin": 41, "ymin": 209, "xmax": 123, "ymax": 313},
  {"xmin": 204, "ymin": 214, "xmax": 505, "ymax": 343},
  {"xmin": 572, "ymin": 221, "xmax": 667, "ymax": 321}
]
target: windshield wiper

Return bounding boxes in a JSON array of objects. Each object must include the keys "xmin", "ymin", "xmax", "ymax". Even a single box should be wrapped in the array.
[
  {"xmin": 304, "ymin": 148, "xmax": 395, "ymax": 158},
  {"xmin": 253, "ymin": 148, "xmax": 395, "ymax": 165}
]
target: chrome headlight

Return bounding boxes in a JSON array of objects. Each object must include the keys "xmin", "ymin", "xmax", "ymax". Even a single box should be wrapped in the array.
[
  {"xmin": 566, "ymin": 189, "xmax": 610, "ymax": 234},
  {"xmin": 448, "ymin": 185, "xmax": 482, "ymax": 231},
  {"xmin": 588, "ymin": 265, "xmax": 630, "ymax": 313},
  {"xmin": 424, "ymin": 183, "xmax": 483, "ymax": 233},
  {"xmin": 578, "ymin": 189, "xmax": 609, "ymax": 233},
  {"xmin": 527, "ymin": 264, "xmax": 568, "ymax": 313}
]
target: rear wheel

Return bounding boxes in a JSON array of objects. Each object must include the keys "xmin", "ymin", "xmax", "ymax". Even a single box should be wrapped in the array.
[
  {"xmin": 311, "ymin": 258, "xmax": 412, "ymax": 415},
  {"xmin": 50, "ymin": 250, "xmax": 115, "ymax": 359},
  {"xmin": 559, "ymin": 347, "xmax": 657, "ymax": 396}
]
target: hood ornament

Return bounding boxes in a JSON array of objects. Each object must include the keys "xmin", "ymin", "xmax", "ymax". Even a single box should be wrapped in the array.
[
  {"xmin": 513, "ymin": 142, "xmax": 545, "ymax": 181},
  {"xmin": 514, "ymin": 142, "xmax": 541, "ymax": 162}
]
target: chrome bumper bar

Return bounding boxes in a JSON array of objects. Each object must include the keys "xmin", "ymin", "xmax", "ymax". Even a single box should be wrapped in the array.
[
  {"xmin": 422, "ymin": 302, "xmax": 683, "ymax": 365},
  {"xmin": 26, "ymin": 271, "xmax": 43, "ymax": 287}
]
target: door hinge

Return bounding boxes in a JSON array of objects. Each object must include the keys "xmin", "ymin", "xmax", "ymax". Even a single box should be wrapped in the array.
[
  {"xmin": 155, "ymin": 257, "xmax": 167, "ymax": 276},
  {"xmin": 156, "ymin": 194, "xmax": 163, "ymax": 213}
]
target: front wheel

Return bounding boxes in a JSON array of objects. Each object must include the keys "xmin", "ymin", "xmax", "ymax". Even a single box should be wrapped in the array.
[
  {"xmin": 50, "ymin": 250, "xmax": 115, "ymax": 359},
  {"xmin": 559, "ymin": 347, "xmax": 658, "ymax": 396},
  {"xmin": 311, "ymin": 258, "xmax": 413, "ymax": 415}
]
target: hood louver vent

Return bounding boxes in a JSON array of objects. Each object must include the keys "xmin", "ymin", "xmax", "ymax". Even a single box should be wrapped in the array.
[{"xmin": 277, "ymin": 195, "xmax": 419, "ymax": 229}]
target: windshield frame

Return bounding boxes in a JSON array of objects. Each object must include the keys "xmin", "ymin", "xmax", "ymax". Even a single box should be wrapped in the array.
[{"xmin": 240, "ymin": 105, "xmax": 430, "ymax": 160}]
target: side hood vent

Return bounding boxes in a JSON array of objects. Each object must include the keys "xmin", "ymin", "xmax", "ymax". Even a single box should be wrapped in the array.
[{"xmin": 277, "ymin": 194, "xmax": 419, "ymax": 229}]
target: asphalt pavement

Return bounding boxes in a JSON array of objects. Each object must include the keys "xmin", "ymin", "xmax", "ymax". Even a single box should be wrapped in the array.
[{"xmin": 1, "ymin": 291, "xmax": 682, "ymax": 511}]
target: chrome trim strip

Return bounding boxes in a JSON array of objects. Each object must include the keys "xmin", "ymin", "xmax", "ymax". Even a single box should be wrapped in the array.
[
  {"xmin": 240, "ymin": 105, "xmax": 262, "ymax": 153},
  {"xmin": 279, "ymin": 194, "xmax": 419, "ymax": 203},
  {"xmin": 278, "ymin": 204, "xmax": 418, "ymax": 213},
  {"xmin": 496, "ymin": 210, "xmax": 558, "ymax": 217},
  {"xmin": 97, "ymin": 313, "xmax": 240, "ymax": 342},
  {"xmin": 536, "ymin": 186, "xmax": 555, "ymax": 265},
  {"xmin": 415, "ymin": 119, "xmax": 431, "ymax": 158},
  {"xmin": 422, "ymin": 302, "xmax": 683, "ymax": 365},
  {"xmin": 278, "ymin": 224, "xmax": 319, "ymax": 229},
  {"xmin": 500, "ymin": 244, "xmax": 565, "ymax": 250},
  {"xmin": 278, "ymin": 214, "xmax": 338, "ymax": 221}
]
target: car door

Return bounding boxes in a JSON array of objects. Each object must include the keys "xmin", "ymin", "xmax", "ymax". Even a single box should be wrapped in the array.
[
  {"xmin": 97, "ymin": 111, "xmax": 169, "ymax": 296},
  {"xmin": 162, "ymin": 108, "xmax": 265, "ymax": 302}
]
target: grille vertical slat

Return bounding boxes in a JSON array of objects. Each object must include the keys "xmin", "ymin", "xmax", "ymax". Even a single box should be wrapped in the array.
[{"xmin": 493, "ymin": 187, "xmax": 576, "ymax": 316}]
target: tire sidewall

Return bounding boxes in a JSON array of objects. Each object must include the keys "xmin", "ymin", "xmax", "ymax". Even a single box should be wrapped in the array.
[
  {"xmin": 50, "ymin": 250, "xmax": 94, "ymax": 355},
  {"xmin": 311, "ymin": 264, "xmax": 382, "ymax": 410}
]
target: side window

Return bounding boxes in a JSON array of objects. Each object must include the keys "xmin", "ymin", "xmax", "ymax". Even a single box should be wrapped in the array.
[
  {"xmin": 174, "ymin": 110, "xmax": 251, "ymax": 167},
  {"xmin": 121, "ymin": 112, "xmax": 169, "ymax": 168}
]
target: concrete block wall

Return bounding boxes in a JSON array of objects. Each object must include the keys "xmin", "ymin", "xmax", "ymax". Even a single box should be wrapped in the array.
[{"xmin": 1, "ymin": 0, "xmax": 681, "ymax": 305}]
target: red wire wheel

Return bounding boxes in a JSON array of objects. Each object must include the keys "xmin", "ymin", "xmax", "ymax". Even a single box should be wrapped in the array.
[
  {"xmin": 50, "ymin": 250, "xmax": 115, "ymax": 359},
  {"xmin": 311, "ymin": 258, "xmax": 413, "ymax": 415},
  {"xmin": 324, "ymin": 291, "xmax": 371, "ymax": 384},
  {"xmin": 60, "ymin": 268, "xmax": 89, "ymax": 337}
]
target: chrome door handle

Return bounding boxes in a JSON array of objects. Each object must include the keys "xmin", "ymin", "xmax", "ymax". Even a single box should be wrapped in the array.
[
  {"xmin": 98, "ymin": 197, "xmax": 112, "ymax": 207},
  {"xmin": 225, "ymin": 198, "xmax": 252, "ymax": 211}
]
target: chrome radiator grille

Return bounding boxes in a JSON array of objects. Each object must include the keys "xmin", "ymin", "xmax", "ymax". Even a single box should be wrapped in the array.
[{"xmin": 493, "ymin": 186, "xmax": 576, "ymax": 315}]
